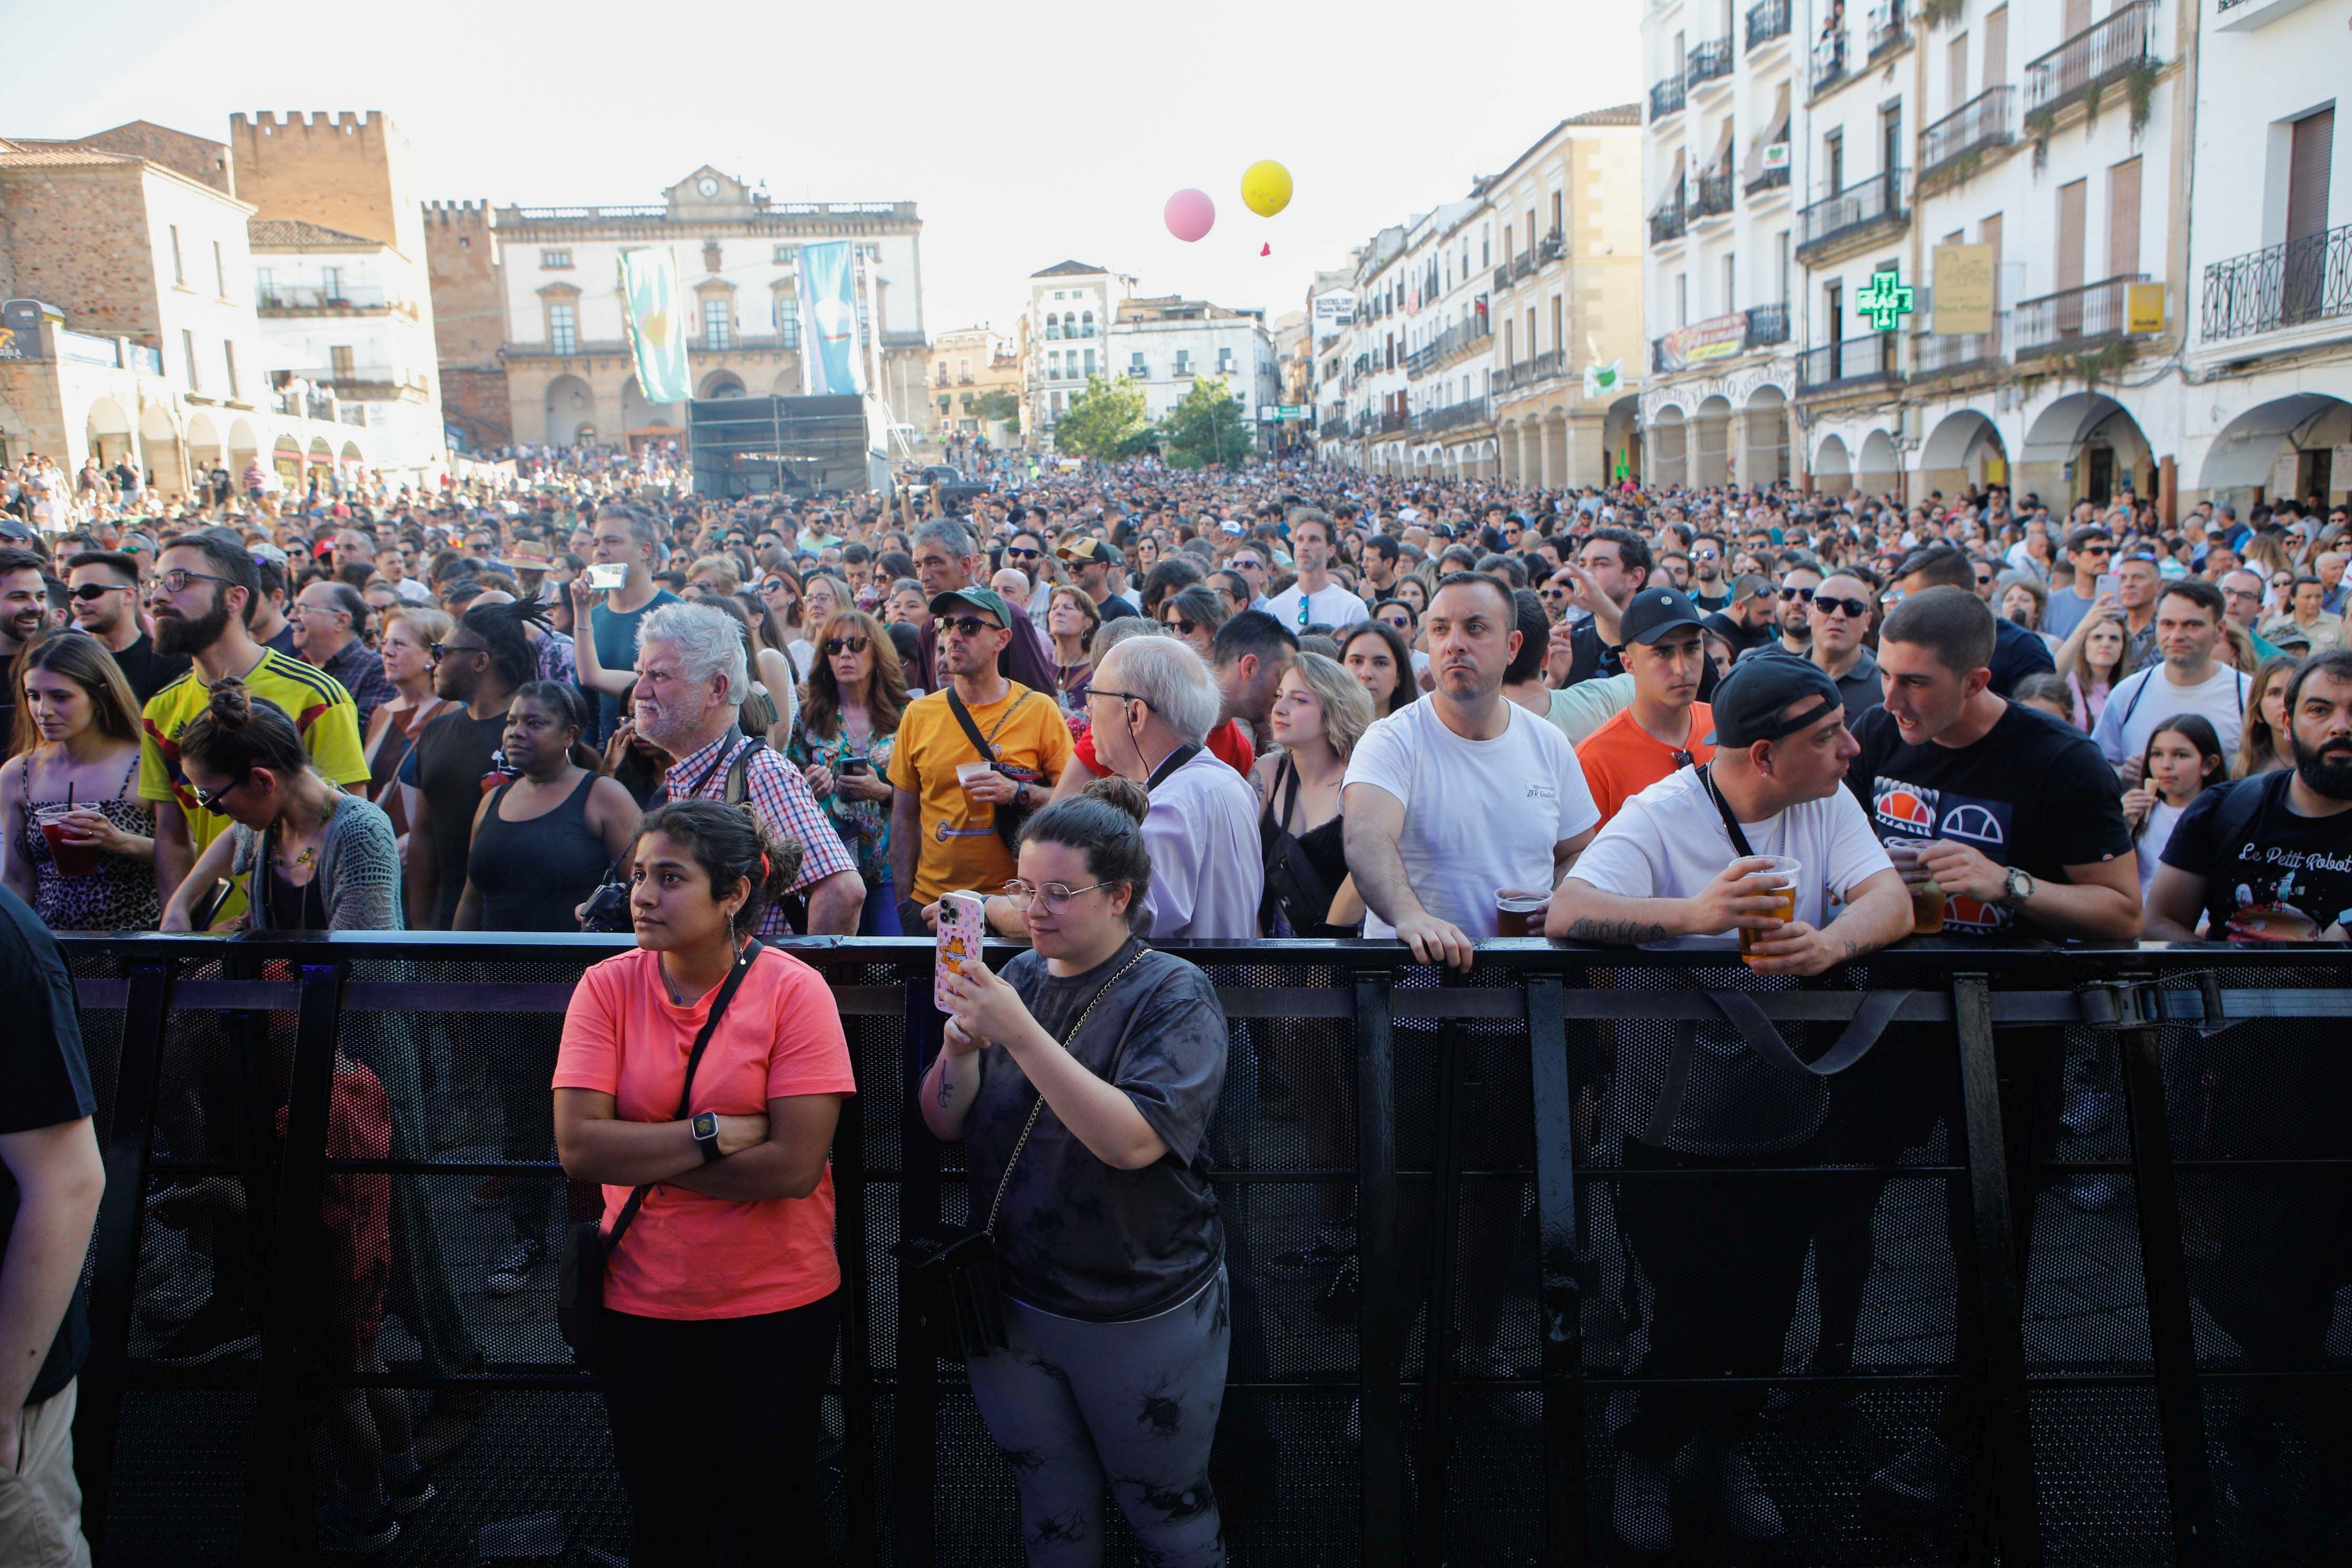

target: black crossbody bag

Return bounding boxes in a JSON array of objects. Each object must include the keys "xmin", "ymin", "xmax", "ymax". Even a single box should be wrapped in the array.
[
  {"xmin": 580, "ymin": 740, "xmax": 767, "ymax": 933},
  {"xmin": 557, "ymin": 938, "xmax": 766, "ymax": 1367},
  {"xmin": 895, "ymin": 945, "xmax": 1150, "ymax": 1360},
  {"xmin": 944, "ymin": 689, "xmax": 1041, "ymax": 852}
]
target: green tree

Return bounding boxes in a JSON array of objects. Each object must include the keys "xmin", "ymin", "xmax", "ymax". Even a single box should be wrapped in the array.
[
  {"xmin": 1052, "ymin": 376, "xmax": 1152, "ymax": 460},
  {"xmin": 973, "ymin": 387, "xmax": 1021, "ymax": 427},
  {"xmin": 1159, "ymin": 376, "xmax": 1254, "ymax": 469}
]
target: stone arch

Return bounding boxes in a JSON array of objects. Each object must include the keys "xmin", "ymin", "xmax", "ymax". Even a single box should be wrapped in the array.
[
  {"xmin": 771, "ymin": 369, "xmax": 801, "ymax": 397},
  {"xmin": 2021, "ymin": 393, "xmax": 2154, "ymax": 507},
  {"xmin": 1604, "ymin": 395, "xmax": 1641, "ymax": 484},
  {"xmin": 1691, "ymin": 395, "xmax": 1733, "ymax": 488},
  {"xmin": 1856, "ymin": 429, "xmax": 1902, "ymax": 498},
  {"xmin": 1651, "ymin": 405, "xmax": 1689, "ymax": 488},
  {"xmin": 186, "ymin": 412, "xmax": 222, "ymax": 472},
  {"xmin": 227, "ymin": 419, "xmax": 260, "ymax": 474},
  {"xmin": 340, "ymin": 440, "xmax": 365, "ymax": 469},
  {"xmin": 137, "ymin": 400, "xmax": 184, "ymax": 496},
  {"xmin": 544, "ymin": 374, "xmax": 595, "ymax": 446},
  {"xmin": 1742, "ymin": 385, "xmax": 1789, "ymax": 488},
  {"xmin": 271, "ymin": 434, "xmax": 302, "ymax": 489},
  {"xmin": 697, "ymin": 369, "xmax": 747, "ymax": 399},
  {"xmin": 86, "ymin": 395, "xmax": 134, "ymax": 466},
  {"xmin": 1498, "ymin": 417, "xmax": 1522, "ymax": 484},
  {"xmin": 2196, "ymin": 393, "xmax": 2351, "ymax": 507},
  {"xmin": 1814, "ymin": 433, "xmax": 1853, "ymax": 494},
  {"xmin": 1920, "ymin": 409, "xmax": 2007, "ymax": 497}
]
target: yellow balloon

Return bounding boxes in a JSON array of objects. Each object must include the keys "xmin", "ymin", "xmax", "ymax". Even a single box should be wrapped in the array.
[{"xmin": 1241, "ymin": 160, "xmax": 1293, "ymax": 219}]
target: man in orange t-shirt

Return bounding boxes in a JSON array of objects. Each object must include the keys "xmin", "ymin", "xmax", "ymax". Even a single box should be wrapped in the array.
[{"xmin": 1575, "ymin": 586, "xmax": 1718, "ymax": 827}]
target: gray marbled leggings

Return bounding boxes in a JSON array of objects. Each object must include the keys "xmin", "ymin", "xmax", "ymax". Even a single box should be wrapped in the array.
[{"xmin": 965, "ymin": 1265, "xmax": 1229, "ymax": 1566}]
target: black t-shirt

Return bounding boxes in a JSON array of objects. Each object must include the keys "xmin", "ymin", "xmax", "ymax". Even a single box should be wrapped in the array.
[
  {"xmin": 109, "ymin": 630, "xmax": 193, "ymax": 708},
  {"xmin": 1691, "ymin": 588, "xmax": 1732, "ymax": 612},
  {"xmin": 1, "ymin": 886, "xmax": 96, "ymax": 1405},
  {"xmin": 965, "ymin": 940, "xmax": 1226, "ymax": 1321},
  {"xmin": 1849, "ymin": 700, "xmax": 2131, "ymax": 934},
  {"xmin": 407, "ymin": 704, "xmax": 513, "ymax": 928},
  {"xmin": 2160, "ymin": 770, "xmax": 2352, "ymax": 940},
  {"xmin": 1096, "ymin": 594, "xmax": 1140, "ymax": 622},
  {"xmin": 1702, "ymin": 611, "xmax": 1775, "ymax": 660}
]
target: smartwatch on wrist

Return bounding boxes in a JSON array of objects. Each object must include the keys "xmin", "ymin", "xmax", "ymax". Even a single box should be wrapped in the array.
[
  {"xmin": 691, "ymin": 1110, "xmax": 722, "ymax": 1162},
  {"xmin": 1997, "ymin": 866, "xmax": 2034, "ymax": 913}
]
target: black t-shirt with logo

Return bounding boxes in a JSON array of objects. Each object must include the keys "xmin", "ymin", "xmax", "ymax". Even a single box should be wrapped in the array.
[
  {"xmin": 111, "ymin": 630, "xmax": 193, "ymax": 708},
  {"xmin": 2160, "ymin": 770, "xmax": 2352, "ymax": 940},
  {"xmin": 1849, "ymin": 700, "xmax": 2132, "ymax": 934},
  {"xmin": 404, "ymin": 705, "xmax": 514, "ymax": 928},
  {"xmin": 1, "ymin": 886, "xmax": 95, "ymax": 1404}
]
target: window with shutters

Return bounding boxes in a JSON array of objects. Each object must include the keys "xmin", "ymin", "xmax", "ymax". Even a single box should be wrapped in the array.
[
  {"xmin": 1983, "ymin": 8, "xmax": 2007, "ymax": 86},
  {"xmin": 2108, "ymin": 158, "xmax": 2142, "ymax": 281},
  {"xmin": 2284, "ymin": 106, "xmax": 2335, "ymax": 320},
  {"xmin": 2062, "ymin": 0, "xmax": 2090, "ymax": 40},
  {"xmin": 2056, "ymin": 179, "xmax": 2088, "ymax": 332},
  {"xmin": 1949, "ymin": 36, "xmax": 1968, "ymax": 112},
  {"xmin": 1981, "ymin": 212, "xmax": 2004, "ymax": 307}
]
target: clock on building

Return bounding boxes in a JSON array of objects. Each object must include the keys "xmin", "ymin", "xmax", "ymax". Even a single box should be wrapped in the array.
[{"xmin": 697, "ymin": 176, "xmax": 719, "ymax": 198}]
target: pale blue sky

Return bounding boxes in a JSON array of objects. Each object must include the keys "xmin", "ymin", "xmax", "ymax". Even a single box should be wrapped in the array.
[{"xmin": 9, "ymin": 0, "xmax": 1642, "ymax": 337}]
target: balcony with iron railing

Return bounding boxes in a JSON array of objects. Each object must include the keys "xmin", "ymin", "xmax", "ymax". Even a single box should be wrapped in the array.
[
  {"xmin": 1378, "ymin": 408, "xmax": 1412, "ymax": 435},
  {"xmin": 1536, "ymin": 229, "xmax": 1564, "ymax": 264},
  {"xmin": 1795, "ymin": 334, "xmax": 1899, "ymax": 394},
  {"xmin": 257, "ymin": 284, "xmax": 396, "ymax": 314},
  {"xmin": 1795, "ymin": 169, "xmax": 1907, "ymax": 258},
  {"xmin": 1911, "ymin": 312, "xmax": 2010, "ymax": 379},
  {"xmin": 1492, "ymin": 266, "xmax": 1513, "ymax": 292},
  {"xmin": 1692, "ymin": 165, "xmax": 1736, "ymax": 221},
  {"xmin": 2024, "ymin": 0, "xmax": 2156, "ymax": 120},
  {"xmin": 1405, "ymin": 342, "xmax": 1438, "ymax": 377},
  {"xmin": 1650, "ymin": 70, "xmax": 1688, "ymax": 120},
  {"xmin": 1865, "ymin": 0, "xmax": 1908, "ymax": 60},
  {"xmin": 1511, "ymin": 250, "xmax": 1537, "ymax": 280},
  {"xmin": 2013, "ymin": 275, "xmax": 2150, "ymax": 358},
  {"xmin": 1747, "ymin": 0, "xmax": 1792, "ymax": 50},
  {"xmin": 1650, "ymin": 198, "xmax": 1690, "ymax": 246},
  {"xmin": 2201, "ymin": 222, "xmax": 2352, "ymax": 345},
  {"xmin": 1920, "ymin": 84, "xmax": 2017, "ymax": 184},
  {"xmin": 1747, "ymin": 149, "xmax": 1792, "ymax": 196},
  {"xmin": 1811, "ymin": 32, "xmax": 1850, "ymax": 96},
  {"xmin": 1689, "ymin": 36, "xmax": 1734, "ymax": 90},
  {"xmin": 1417, "ymin": 394, "xmax": 1495, "ymax": 434},
  {"xmin": 1429, "ymin": 315, "xmax": 1493, "ymax": 366},
  {"xmin": 1745, "ymin": 300, "xmax": 1791, "ymax": 347}
]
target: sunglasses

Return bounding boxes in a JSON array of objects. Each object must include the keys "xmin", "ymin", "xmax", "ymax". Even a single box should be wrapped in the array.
[
  {"xmin": 1780, "ymin": 585, "xmax": 1816, "ymax": 602},
  {"xmin": 824, "ymin": 636, "xmax": 869, "ymax": 655},
  {"xmin": 1167, "ymin": 618, "xmax": 1201, "ymax": 635},
  {"xmin": 429, "ymin": 642, "xmax": 487, "ymax": 661},
  {"xmin": 943, "ymin": 615, "xmax": 1002, "ymax": 637},
  {"xmin": 1812, "ymin": 595, "xmax": 1873, "ymax": 620},
  {"xmin": 69, "ymin": 583, "xmax": 134, "ymax": 601},
  {"xmin": 1006, "ymin": 547, "xmax": 1041, "ymax": 560}
]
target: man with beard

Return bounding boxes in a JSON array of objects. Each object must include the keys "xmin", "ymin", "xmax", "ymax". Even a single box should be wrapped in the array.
[
  {"xmin": 138, "ymin": 533, "xmax": 367, "ymax": 915},
  {"xmin": 2149, "ymin": 649, "xmax": 2352, "ymax": 942},
  {"xmin": 1737, "ymin": 561, "xmax": 1826, "ymax": 664},
  {"xmin": 64, "ymin": 551, "xmax": 188, "ymax": 704},
  {"xmin": 402, "ymin": 600, "xmax": 536, "ymax": 930},
  {"xmin": 0, "ymin": 548, "xmax": 48, "ymax": 742}
]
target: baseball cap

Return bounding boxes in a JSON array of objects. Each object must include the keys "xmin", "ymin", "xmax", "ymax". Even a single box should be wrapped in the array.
[
  {"xmin": 929, "ymin": 586, "xmax": 1012, "ymax": 626},
  {"xmin": 1057, "ymin": 537, "xmax": 1124, "ymax": 570},
  {"xmin": 1618, "ymin": 586, "xmax": 1707, "ymax": 646},
  {"xmin": 1702, "ymin": 655, "xmax": 1845, "ymax": 748}
]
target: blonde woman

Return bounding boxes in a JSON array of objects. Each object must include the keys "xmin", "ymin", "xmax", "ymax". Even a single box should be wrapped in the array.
[
  {"xmin": 364, "ymin": 606, "xmax": 452, "ymax": 839},
  {"xmin": 1250, "ymin": 651, "xmax": 1371, "ymax": 938}
]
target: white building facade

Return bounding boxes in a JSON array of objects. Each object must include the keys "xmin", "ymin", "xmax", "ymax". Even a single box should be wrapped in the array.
[
  {"xmin": 1023, "ymin": 259, "xmax": 1128, "ymax": 449},
  {"xmin": 250, "ymin": 219, "xmax": 443, "ymax": 473},
  {"xmin": 1400, "ymin": 197, "xmax": 1500, "ymax": 478},
  {"xmin": 1105, "ymin": 297, "xmax": 1277, "ymax": 428}
]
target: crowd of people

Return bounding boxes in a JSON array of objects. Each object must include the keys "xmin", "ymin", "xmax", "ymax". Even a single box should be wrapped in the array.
[{"xmin": 4, "ymin": 448, "xmax": 2350, "ymax": 1561}]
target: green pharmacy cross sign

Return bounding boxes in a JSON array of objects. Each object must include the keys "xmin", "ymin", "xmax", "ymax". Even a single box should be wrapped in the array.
[{"xmin": 1856, "ymin": 269, "xmax": 1916, "ymax": 332}]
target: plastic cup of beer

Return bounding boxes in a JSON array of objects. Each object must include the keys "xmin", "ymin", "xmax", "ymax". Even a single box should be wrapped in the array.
[
  {"xmin": 1738, "ymin": 855, "xmax": 1801, "ymax": 963},
  {"xmin": 1495, "ymin": 888, "xmax": 1549, "ymax": 938},
  {"xmin": 35, "ymin": 805, "xmax": 98, "ymax": 877},
  {"xmin": 1881, "ymin": 836, "xmax": 1947, "ymax": 935},
  {"xmin": 956, "ymin": 761, "xmax": 995, "ymax": 793}
]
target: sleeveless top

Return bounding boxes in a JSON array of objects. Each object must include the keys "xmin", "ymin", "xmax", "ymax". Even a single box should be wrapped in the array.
[
  {"xmin": 467, "ymin": 771, "xmax": 611, "ymax": 932},
  {"xmin": 1257, "ymin": 755, "xmax": 1353, "ymax": 938},
  {"xmin": 365, "ymin": 697, "xmax": 445, "ymax": 836},
  {"xmin": 13, "ymin": 752, "xmax": 159, "ymax": 932}
]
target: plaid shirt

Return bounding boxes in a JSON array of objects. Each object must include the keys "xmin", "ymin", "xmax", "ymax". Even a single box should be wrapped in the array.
[
  {"xmin": 317, "ymin": 638, "xmax": 397, "ymax": 740},
  {"xmin": 662, "ymin": 730, "xmax": 857, "ymax": 937}
]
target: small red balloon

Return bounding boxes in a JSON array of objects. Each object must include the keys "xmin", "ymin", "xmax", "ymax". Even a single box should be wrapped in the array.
[{"xmin": 1260, "ymin": 242, "xmax": 1271, "ymax": 257}]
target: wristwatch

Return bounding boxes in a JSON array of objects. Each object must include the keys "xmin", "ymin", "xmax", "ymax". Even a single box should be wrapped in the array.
[
  {"xmin": 1014, "ymin": 782, "xmax": 1031, "ymax": 808},
  {"xmin": 1997, "ymin": 866, "xmax": 2035, "ymax": 913},
  {"xmin": 691, "ymin": 1110, "xmax": 722, "ymax": 1162}
]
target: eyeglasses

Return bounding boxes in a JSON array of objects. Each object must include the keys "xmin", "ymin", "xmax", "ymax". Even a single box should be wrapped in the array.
[
  {"xmin": 1088, "ymin": 687, "xmax": 1156, "ymax": 711},
  {"xmin": 1001, "ymin": 878, "xmax": 1115, "ymax": 913},
  {"xmin": 155, "ymin": 568, "xmax": 234, "ymax": 596},
  {"xmin": 69, "ymin": 583, "xmax": 133, "ymax": 601},
  {"xmin": 192, "ymin": 772, "xmax": 250, "ymax": 814},
  {"xmin": 943, "ymin": 615, "xmax": 1003, "ymax": 638},
  {"xmin": 824, "ymin": 636, "xmax": 869, "ymax": 655},
  {"xmin": 429, "ymin": 642, "xmax": 487, "ymax": 662},
  {"xmin": 1812, "ymin": 595, "xmax": 1873, "ymax": 620},
  {"xmin": 1780, "ymin": 585, "xmax": 1817, "ymax": 603}
]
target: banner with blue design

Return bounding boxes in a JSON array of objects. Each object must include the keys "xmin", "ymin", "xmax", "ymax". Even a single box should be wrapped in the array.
[
  {"xmin": 618, "ymin": 248, "xmax": 688, "ymax": 405},
  {"xmin": 797, "ymin": 241, "xmax": 865, "ymax": 396}
]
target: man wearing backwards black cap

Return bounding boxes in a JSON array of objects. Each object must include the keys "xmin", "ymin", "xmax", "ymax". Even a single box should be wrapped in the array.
[
  {"xmin": 1574, "ymin": 586, "xmax": 1717, "ymax": 828},
  {"xmin": 1549, "ymin": 656, "xmax": 1908, "ymax": 1556}
]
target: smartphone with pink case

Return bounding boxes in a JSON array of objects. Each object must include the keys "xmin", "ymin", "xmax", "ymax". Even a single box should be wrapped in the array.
[{"xmin": 934, "ymin": 891, "xmax": 988, "ymax": 1011}]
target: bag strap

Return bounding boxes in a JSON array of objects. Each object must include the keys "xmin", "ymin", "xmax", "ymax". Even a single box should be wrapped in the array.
[
  {"xmin": 944, "ymin": 689, "xmax": 998, "ymax": 762},
  {"xmin": 1698, "ymin": 762, "xmax": 1756, "ymax": 858},
  {"xmin": 1641, "ymin": 986, "xmax": 1915, "ymax": 1145},
  {"xmin": 724, "ymin": 738, "xmax": 767, "ymax": 808},
  {"xmin": 603, "ymin": 937, "xmax": 768, "ymax": 1256},
  {"xmin": 1145, "ymin": 742, "xmax": 1203, "ymax": 792},
  {"xmin": 982, "ymin": 944, "xmax": 1152, "ymax": 1239}
]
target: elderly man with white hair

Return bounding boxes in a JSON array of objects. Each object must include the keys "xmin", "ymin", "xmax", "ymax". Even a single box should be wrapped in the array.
[
  {"xmin": 631, "ymin": 601, "xmax": 865, "ymax": 935},
  {"xmin": 1085, "ymin": 634, "xmax": 1265, "ymax": 939}
]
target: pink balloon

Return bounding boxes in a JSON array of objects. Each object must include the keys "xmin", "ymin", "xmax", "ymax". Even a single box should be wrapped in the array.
[{"xmin": 1163, "ymin": 188, "xmax": 1216, "ymax": 243}]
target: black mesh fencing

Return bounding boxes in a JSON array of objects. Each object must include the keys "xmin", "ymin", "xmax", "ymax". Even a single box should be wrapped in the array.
[{"xmin": 55, "ymin": 934, "xmax": 2352, "ymax": 1565}]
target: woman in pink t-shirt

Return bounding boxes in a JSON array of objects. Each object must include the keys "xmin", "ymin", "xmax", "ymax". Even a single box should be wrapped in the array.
[{"xmin": 554, "ymin": 799, "xmax": 855, "ymax": 1567}]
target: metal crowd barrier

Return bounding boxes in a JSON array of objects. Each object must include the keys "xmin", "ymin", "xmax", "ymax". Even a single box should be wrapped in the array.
[{"xmin": 54, "ymin": 932, "xmax": 2352, "ymax": 1566}]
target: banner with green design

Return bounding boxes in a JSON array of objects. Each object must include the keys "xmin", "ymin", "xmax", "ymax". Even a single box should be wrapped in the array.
[{"xmin": 619, "ymin": 248, "xmax": 688, "ymax": 405}]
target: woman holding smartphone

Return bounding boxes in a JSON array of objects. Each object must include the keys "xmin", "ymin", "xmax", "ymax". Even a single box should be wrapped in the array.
[
  {"xmin": 783, "ymin": 608, "xmax": 908, "ymax": 934},
  {"xmin": 921, "ymin": 782, "xmax": 1231, "ymax": 1567}
]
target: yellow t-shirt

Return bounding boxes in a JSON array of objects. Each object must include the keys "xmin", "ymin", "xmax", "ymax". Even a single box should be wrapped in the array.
[
  {"xmin": 141, "ymin": 650, "xmax": 370, "ymax": 918},
  {"xmin": 887, "ymin": 683, "xmax": 1074, "ymax": 904}
]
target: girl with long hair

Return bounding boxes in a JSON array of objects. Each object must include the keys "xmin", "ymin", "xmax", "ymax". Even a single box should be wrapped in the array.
[
  {"xmin": 2, "ymin": 633, "xmax": 158, "ymax": 929},
  {"xmin": 2121, "ymin": 714, "xmax": 2228, "ymax": 899},
  {"xmin": 1045, "ymin": 585, "xmax": 1103, "ymax": 706},
  {"xmin": 2237, "ymin": 654, "xmax": 2299, "ymax": 777},
  {"xmin": 780, "ymin": 609, "xmax": 908, "ymax": 935},
  {"xmin": 2062, "ymin": 615, "xmax": 2129, "ymax": 731},
  {"xmin": 1339, "ymin": 618, "xmax": 1419, "ymax": 718}
]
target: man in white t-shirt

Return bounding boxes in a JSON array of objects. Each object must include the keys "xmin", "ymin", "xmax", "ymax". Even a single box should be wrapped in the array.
[
  {"xmin": 2092, "ymin": 577, "xmax": 2253, "ymax": 785},
  {"xmin": 1265, "ymin": 509, "xmax": 1369, "ymax": 633},
  {"xmin": 1344, "ymin": 572, "xmax": 1600, "ymax": 967},
  {"xmin": 1548, "ymin": 655, "xmax": 1908, "ymax": 1556}
]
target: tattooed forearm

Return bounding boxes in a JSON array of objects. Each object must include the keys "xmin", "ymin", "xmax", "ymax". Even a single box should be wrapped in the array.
[
  {"xmin": 1562, "ymin": 918, "xmax": 1669, "ymax": 946},
  {"xmin": 936, "ymin": 1075, "xmax": 953, "ymax": 1110}
]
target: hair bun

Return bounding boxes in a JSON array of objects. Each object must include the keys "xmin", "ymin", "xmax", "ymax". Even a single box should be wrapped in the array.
[
  {"xmin": 208, "ymin": 680, "xmax": 253, "ymax": 726},
  {"xmin": 1080, "ymin": 775, "xmax": 1150, "ymax": 825}
]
